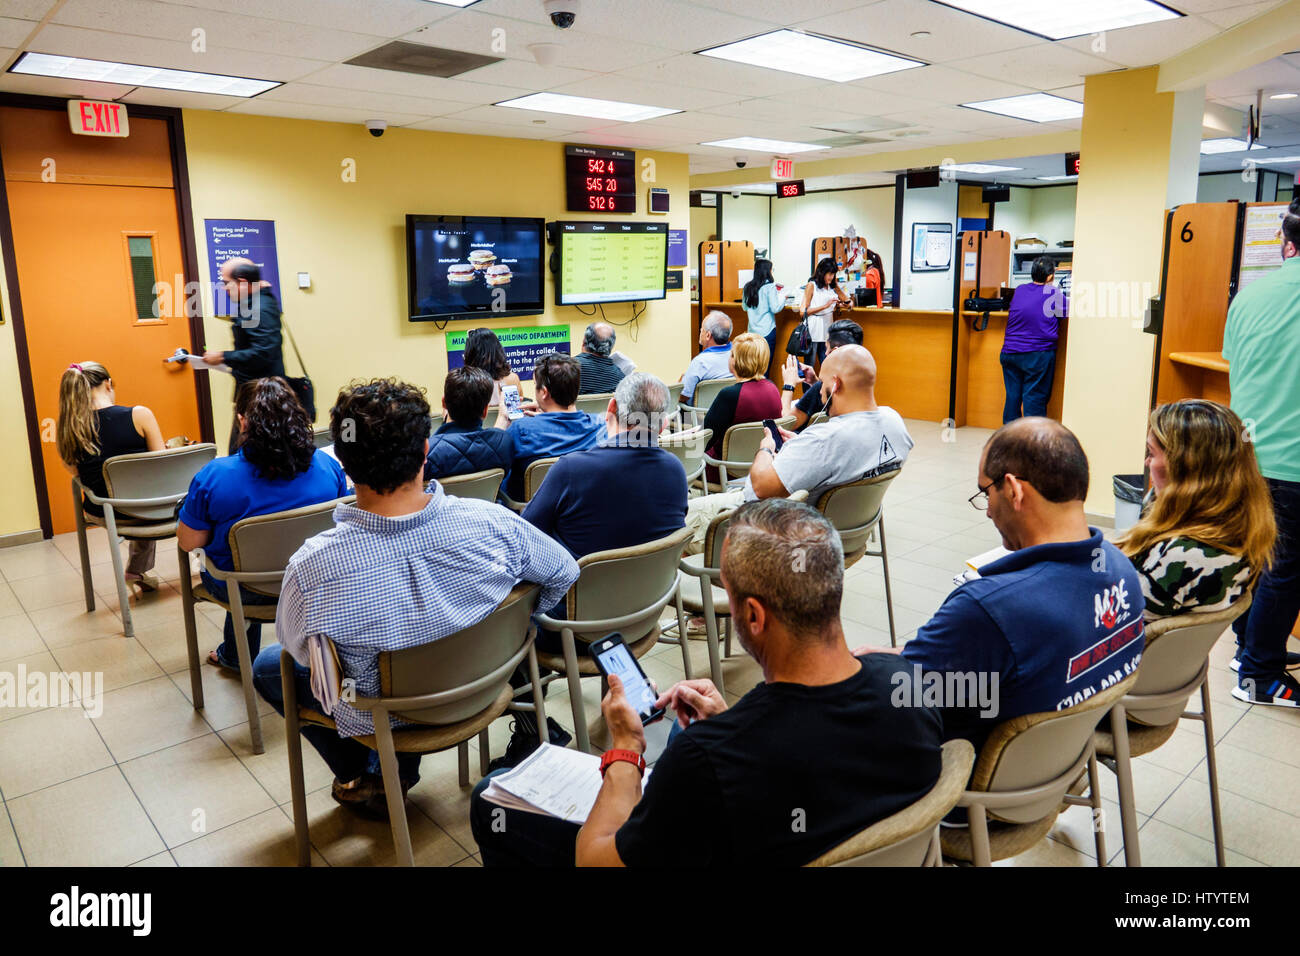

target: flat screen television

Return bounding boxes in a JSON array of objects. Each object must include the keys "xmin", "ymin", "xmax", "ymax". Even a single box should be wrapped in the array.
[
  {"xmin": 407, "ymin": 215, "xmax": 545, "ymax": 321},
  {"xmin": 553, "ymin": 221, "xmax": 668, "ymax": 306}
]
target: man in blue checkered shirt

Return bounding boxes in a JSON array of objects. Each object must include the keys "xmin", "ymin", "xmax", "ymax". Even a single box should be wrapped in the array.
[{"xmin": 252, "ymin": 379, "xmax": 578, "ymax": 819}]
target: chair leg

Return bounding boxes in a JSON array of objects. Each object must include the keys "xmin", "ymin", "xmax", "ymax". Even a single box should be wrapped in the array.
[
  {"xmin": 723, "ymin": 615, "xmax": 732, "ymax": 658},
  {"xmin": 1109, "ymin": 704, "xmax": 1141, "ymax": 868},
  {"xmin": 1200, "ymin": 681, "xmax": 1226, "ymax": 867},
  {"xmin": 527, "ymin": 644, "xmax": 548, "ymax": 747},
  {"xmin": 227, "ymin": 590, "xmax": 264, "ymax": 755},
  {"xmin": 457, "ymin": 740, "xmax": 470, "ymax": 787},
  {"xmin": 561, "ymin": 629, "xmax": 590, "ymax": 754},
  {"xmin": 177, "ymin": 545, "xmax": 204, "ymax": 710},
  {"xmin": 878, "ymin": 516, "xmax": 898, "ymax": 648},
  {"xmin": 968, "ymin": 803, "xmax": 993, "ymax": 866},
  {"xmin": 72, "ymin": 489, "xmax": 95, "ymax": 613},
  {"xmin": 372, "ymin": 716, "xmax": 414, "ymax": 866},
  {"xmin": 101, "ymin": 507, "xmax": 134, "ymax": 638},
  {"xmin": 1087, "ymin": 750, "xmax": 1108, "ymax": 867},
  {"xmin": 674, "ymin": 588, "xmax": 692, "ymax": 680},
  {"xmin": 281, "ymin": 651, "xmax": 310, "ymax": 867},
  {"xmin": 701, "ymin": 586, "xmax": 724, "ymax": 695},
  {"xmin": 478, "ymin": 729, "xmax": 490, "ymax": 776}
]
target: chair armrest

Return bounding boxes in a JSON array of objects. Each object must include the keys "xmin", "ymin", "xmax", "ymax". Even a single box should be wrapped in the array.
[
  {"xmin": 535, "ymin": 579, "xmax": 679, "ymax": 634},
  {"xmin": 497, "ymin": 492, "xmax": 526, "ymax": 513},
  {"xmin": 677, "ymin": 558, "xmax": 721, "ymax": 582},
  {"xmin": 79, "ymin": 486, "xmax": 188, "ymax": 509}
]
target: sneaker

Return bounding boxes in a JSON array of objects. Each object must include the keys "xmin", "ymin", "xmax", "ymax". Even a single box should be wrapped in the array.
[
  {"xmin": 1231, "ymin": 672, "xmax": 1300, "ymax": 707},
  {"xmin": 486, "ymin": 718, "xmax": 572, "ymax": 774},
  {"xmin": 1230, "ymin": 648, "xmax": 1300, "ymax": 672}
]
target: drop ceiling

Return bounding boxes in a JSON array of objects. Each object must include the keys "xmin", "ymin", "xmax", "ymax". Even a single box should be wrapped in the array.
[{"xmin": 0, "ymin": 0, "xmax": 1288, "ymax": 173}]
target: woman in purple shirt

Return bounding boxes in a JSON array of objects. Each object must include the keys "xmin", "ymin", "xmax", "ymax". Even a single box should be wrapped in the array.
[{"xmin": 1001, "ymin": 256, "xmax": 1068, "ymax": 423}]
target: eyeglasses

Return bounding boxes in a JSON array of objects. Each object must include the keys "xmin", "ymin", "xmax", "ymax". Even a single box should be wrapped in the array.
[{"xmin": 968, "ymin": 474, "xmax": 1026, "ymax": 511}]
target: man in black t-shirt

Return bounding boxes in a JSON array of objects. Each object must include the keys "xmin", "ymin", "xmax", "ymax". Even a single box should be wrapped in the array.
[
  {"xmin": 470, "ymin": 498, "xmax": 943, "ymax": 867},
  {"xmin": 781, "ymin": 319, "xmax": 863, "ymax": 431}
]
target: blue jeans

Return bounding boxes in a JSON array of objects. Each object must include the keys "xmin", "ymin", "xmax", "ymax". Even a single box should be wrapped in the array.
[
  {"xmin": 761, "ymin": 329, "xmax": 777, "ymax": 368},
  {"xmin": 1233, "ymin": 478, "xmax": 1300, "ymax": 683},
  {"xmin": 201, "ymin": 572, "xmax": 276, "ymax": 669},
  {"xmin": 1001, "ymin": 349, "xmax": 1056, "ymax": 422},
  {"xmin": 251, "ymin": 643, "xmax": 422, "ymax": 786}
]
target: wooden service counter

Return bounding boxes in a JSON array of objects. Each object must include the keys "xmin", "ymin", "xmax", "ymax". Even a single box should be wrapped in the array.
[
  {"xmin": 1166, "ymin": 351, "xmax": 1230, "ymax": 405},
  {"xmin": 698, "ymin": 302, "xmax": 1067, "ymax": 427}
]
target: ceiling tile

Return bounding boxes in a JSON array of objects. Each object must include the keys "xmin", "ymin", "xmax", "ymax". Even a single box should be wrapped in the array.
[
  {"xmin": 405, "ymin": 115, "xmax": 562, "ymax": 138},
  {"xmin": 225, "ymin": 98, "xmax": 433, "ymax": 126},
  {"xmin": 1058, "ymin": 13, "xmax": 1220, "ymax": 67},
  {"xmin": 464, "ymin": 0, "xmax": 757, "ymax": 52},
  {"xmin": 624, "ymin": 53, "xmax": 828, "ymax": 97},
  {"xmin": 0, "ymin": 17, "xmax": 37, "ymax": 48},
  {"xmin": 547, "ymin": 73, "xmax": 738, "ymax": 110},
  {"xmin": 451, "ymin": 58, "xmax": 599, "ymax": 91},
  {"xmin": 0, "ymin": 68, "xmax": 131, "ymax": 99},
  {"xmin": 257, "ymin": 82, "xmax": 467, "ymax": 117},
  {"xmin": 117, "ymin": 87, "xmax": 247, "ymax": 109},
  {"xmin": 150, "ymin": 0, "xmax": 452, "ymax": 36},
  {"xmin": 853, "ymin": 63, "xmax": 1034, "ymax": 102},
  {"xmin": 440, "ymin": 103, "xmax": 600, "ymax": 132},
  {"xmin": 4, "ymin": 1, "xmax": 59, "ymax": 20},
  {"xmin": 766, "ymin": 80, "xmax": 941, "ymax": 115},
  {"xmin": 299, "ymin": 62, "xmax": 530, "ymax": 104},
  {"xmin": 694, "ymin": 0, "xmax": 872, "ymax": 22},
  {"xmin": 1198, "ymin": 2, "xmax": 1279, "ymax": 28},
  {"xmin": 947, "ymin": 43, "xmax": 1120, "ymax": 90}
]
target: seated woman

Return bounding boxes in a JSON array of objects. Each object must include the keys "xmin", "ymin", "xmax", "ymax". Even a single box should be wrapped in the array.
[
  {"xmin": 463, "ymin": 327, "xmax": 522, "ymax": 408},
  {"xmin": 56, "ymin": 361, "xmax": 166, "ymax": 595},
  {"xmin": 700, "ymin": 332, "xmax": 782, "ymax": 487},
  {"xmin": 1117, "ymin": 400, "xmax": 1275, "ymax": 626},
  {"xmin": 178, "ymin": 377, "xmax": 348, "ymax": 672}
]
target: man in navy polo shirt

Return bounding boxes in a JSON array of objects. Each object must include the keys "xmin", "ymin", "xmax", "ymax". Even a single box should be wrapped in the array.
[{"xmin": 891, "ymin": 418, "xmax": 1145, "ymax": 752}]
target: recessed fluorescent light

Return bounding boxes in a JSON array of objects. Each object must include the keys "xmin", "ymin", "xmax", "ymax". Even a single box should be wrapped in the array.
[
  {"xmin": 932, "ymin": 0, "xmax": 1179, "ymax": 40},
  {"xmin": 962, "ymin": 93, "xmax": 1083, "ymax": 123},
  {"xmin": 700, "ymin": 136, "xmax": 829, "ymax": 154},
  {"xmin": 698, "ymin": 30, "xmax": 924, "ymax": 83},
  {"xmin": 1255, "ymin": 155, "xmax": 1300, "ymax": 164},
  {"xmin": 9, "ymin": 51, "xmax": 279, "ymax": 96},
  {"xmin": 420, "ymin": 0, "xmax": 482, "ymax": 5},
  {"xmin": 941, "ymin": 162, "xmax": 1022, "ymax": 174},
  {"xmin": 1199, "ymin": 138, "xmax": 1266, "ymax": 154},
  {"xmin": 494, "ymin": 92, "xmax": 680, "ymax": 122},
  {"xmin": 1270, "ymin": 92, "xmax": 1298, "ymax": 100},
  {"xmin": 1037, "ymin": 174, "xmax": 1078, "ymax": 181}
]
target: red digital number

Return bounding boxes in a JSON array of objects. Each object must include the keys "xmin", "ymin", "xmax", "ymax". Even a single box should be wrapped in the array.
[
  {"xmin": 587, "ymin": 177, "xmax": 604, "ymax": 192},
  {"xmin": 605, "ymin": 178, "xmax": 616, "ymax": 191},
  {"xmin": 588, "ymin": 158, "xmax": 601, "ymax": 173}
]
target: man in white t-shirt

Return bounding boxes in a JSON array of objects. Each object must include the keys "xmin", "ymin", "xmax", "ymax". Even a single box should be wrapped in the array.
[{"xmin": 684, "ymin": 344, "xmax": 913, "ymax": 551}]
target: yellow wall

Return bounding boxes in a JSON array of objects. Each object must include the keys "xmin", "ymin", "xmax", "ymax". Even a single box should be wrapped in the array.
[
  {"xmin": 0, "ymin": 236, "xmax": 42, "ymax": 538},
  {"xmin": 1063, "ymin": 67, "xmax": 1192, "ymax": 515},
  {"xmin": 181, "ymin": 111, "xmax": 693, "ymax": 443}
]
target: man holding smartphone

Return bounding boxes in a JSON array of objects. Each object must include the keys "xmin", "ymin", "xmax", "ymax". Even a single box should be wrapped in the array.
[
  {"xmin": 780, "ymin": 319, "xmax": 863, "ymax": 431},
  {"xmin": 470, "ymin": 500, "xmax": 943, "ymax": 867}
]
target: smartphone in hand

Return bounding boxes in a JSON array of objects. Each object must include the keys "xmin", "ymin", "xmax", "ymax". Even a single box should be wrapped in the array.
[
  {"xmin": 762, "ymin": 418, "xmax": 784, "ymax": 452},
  {"xmin": 589, "ymin": 634, "xmax": 665, "ymax": 725},
  {"xmin": 501, "ymin": 385, "xmax": 524, "ymax": 421}
]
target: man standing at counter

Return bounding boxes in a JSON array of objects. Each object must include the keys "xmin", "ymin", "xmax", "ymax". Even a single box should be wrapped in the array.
[
  {"xmin": 1000, "ymin": 256, "xmax": 1066, "ymax": 423},
  {"xmin": 1224, "ymin": 211, "xmax": 1300, "ymax": 707}
]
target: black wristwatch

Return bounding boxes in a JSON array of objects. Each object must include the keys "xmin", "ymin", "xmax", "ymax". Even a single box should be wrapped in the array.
[{"xmin": 782, "ymin": 384, "xmax": 795, "ymax": 392}]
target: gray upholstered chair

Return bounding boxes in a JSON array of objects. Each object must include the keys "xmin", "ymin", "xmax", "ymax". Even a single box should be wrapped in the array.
[
  {"xmin": 534, "ymin": 527, "xmax": 694, "ymax": 753},
  {"xmin": 179, "ymin": 497, "xmax": 346, "ymax": 754},
  {"xmin": 1094, "ymin": 595, "xmax": 1251, "ymax": 867},
  {"xmin": 814, "ymin": 468, "xmax": 902, "ymax": 646},
  {"xmin": 942, "ymin": 672, "xmax": 1139, "ymax": 867},
  {"xmin": 498, "ymin": 456, "xmax": 559, "ymax": 513},
  {"xmin": 438, "ymin": 467, "xmax": 506, "ymax": 504},
  {"xmin": 71, "ymin": 443, "xmax": 217, "ymax": 639},
  {"xmin": 282, "ymin": 583, "xmax": 549, "ymax": 866},
  {"xmin": 808, "ymin": 740, "xmax": 976, "ymax": 867}
]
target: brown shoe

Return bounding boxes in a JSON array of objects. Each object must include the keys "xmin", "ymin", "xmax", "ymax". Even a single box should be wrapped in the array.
[{"xmin": 331, "ymin": 774, "xmax": 382, "ymax": 812}]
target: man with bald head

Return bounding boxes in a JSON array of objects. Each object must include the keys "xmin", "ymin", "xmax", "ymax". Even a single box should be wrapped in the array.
[
  {"xmin": 890, "ymin": 418, "xmax": 1145, "ymax": 751},
  {"xmin": 205, "ymin": 257, "xmax": 286, "ymax": 453},
  {"xmin": 576, "ymin": 321, "xmax": 626, "ymax": 394},
  {"xmin": 684, "ymin": 343, "xmax": 912, "ymax": 550}
]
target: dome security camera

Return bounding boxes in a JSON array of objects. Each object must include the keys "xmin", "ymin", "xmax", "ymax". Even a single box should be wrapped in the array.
[
  {"xmin": 734, "ymin": 156, "xmax": 747, "ymax": 168},
  {"xmin": 731, "ymin": 189, "xmax": 742, "ymax": 199},
  {"xmin": 365, "ymin": 120, "xmax": 388, "ymax": 138},
  {"xmin": 544, "ymin": 0, "xmax": 579, "ymax": 29}
]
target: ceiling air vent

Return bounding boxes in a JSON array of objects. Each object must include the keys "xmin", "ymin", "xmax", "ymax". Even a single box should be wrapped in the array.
[{"xmin": 345, "ymin": 41, "xmax": 502, "ymax": 78}]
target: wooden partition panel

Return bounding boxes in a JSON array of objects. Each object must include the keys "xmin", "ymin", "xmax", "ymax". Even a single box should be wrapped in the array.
[{"xmin": 693, "ymin": 240, "xmax": 754, "ymax": 357}]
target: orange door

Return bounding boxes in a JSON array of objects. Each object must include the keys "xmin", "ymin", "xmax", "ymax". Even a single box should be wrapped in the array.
[{"xmin": 2, "ymin": 108, "xmax": 201, "ymax": 534}]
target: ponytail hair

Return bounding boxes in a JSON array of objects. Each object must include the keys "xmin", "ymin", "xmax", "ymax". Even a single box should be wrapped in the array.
[{"xmin": 56, "ymin": 361, "xmax": 110, "ymax": 466}]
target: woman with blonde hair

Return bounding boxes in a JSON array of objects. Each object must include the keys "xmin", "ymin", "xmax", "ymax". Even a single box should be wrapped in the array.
[
  {"xmin": 1118, "ymin": 400, "xmax": 1275, "ymax": 632},
  {"xmin": 56, "ymin": 361, "xmax": 166, "ymax": 593},
  {"xmin": 698, "ymin": 331, "xmax": 782, "ymax": 486}
]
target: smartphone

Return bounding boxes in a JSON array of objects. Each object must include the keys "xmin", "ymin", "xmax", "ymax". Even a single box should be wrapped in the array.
[
  {"xmin": 763, "ymin": 419, "xmax": 784, "ymax": 452},
  {"xmin": 501, "ymin": 384, "xmax": 524, "ymax": 421},
  {"xmin": 589, "ymin": 634, "xmax": 665, "ymax": 725}
]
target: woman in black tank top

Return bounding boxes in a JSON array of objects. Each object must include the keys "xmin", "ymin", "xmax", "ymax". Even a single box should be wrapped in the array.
[{"xmin": 56, "ymin": 362, "xmax": 166, "ymax": 594}]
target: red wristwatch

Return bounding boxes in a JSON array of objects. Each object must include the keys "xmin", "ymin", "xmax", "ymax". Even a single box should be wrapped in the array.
[{"xmin": 599, "ymin": 748, "xmax": 646, "ymax": 778}]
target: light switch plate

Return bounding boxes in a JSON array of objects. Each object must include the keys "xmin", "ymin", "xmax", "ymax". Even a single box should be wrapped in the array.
[{"xmin": 297, "ymin": 272, "xmax": 311, "ymax": 289}]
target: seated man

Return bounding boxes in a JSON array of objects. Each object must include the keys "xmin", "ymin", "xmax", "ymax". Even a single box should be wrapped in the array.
[
  {"xmin": 252, "ymin": 379, "xmax": 579, "ymax": 818},
  {"xmin": 425, "ymin": 366, "xmax": 513, "ymax": 482},
  {"xmin": 575, "ymin": 321, "xmax": 626, "ymax": 395},
  {"xmin": 780, "ymin": 318, "xmax": 863, "ymax": 431},
  {"xmin": 496, "ymin": 352, "xmax": 607, "ymax": 501},
  {"xmin": 684, "ymin": 344, "xmax": 913, "ymax": 550},
  {"xmin": 680, "ymin": 310, "xmax": 733, "ymax": 406},
  {"xmin": 471, "ymin": 499, "xmax": 944, "ymax": 866},
  {"xmin": 524, "ymin": 372, "xmax": 687, "ymax": 559},
  {"xmin": 890, "ymin": 418, "xmax": 1146, "ymax": 752}
]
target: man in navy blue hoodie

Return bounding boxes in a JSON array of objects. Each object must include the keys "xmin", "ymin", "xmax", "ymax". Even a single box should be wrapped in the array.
[
  {"xmin": 425, "ymin": 366, "xmax": 513, "ymax": 482},
  {"xmin": 887, "ymin": 418, "xmax": 1145, "ymax": 753}
]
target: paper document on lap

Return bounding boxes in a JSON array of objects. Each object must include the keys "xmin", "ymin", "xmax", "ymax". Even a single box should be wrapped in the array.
[{"xmin": 482, "ymin": 743, "xmax": 651, "ymax": 823}]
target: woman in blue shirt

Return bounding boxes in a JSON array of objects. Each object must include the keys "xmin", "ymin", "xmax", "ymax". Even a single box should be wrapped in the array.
[
  {"xmin": 742, "ymin": 258, "xmax": 784, "ymax": 369},
  {"xmin": 178, "ymin": 377, "xmax": 348, "ymax": 671}
]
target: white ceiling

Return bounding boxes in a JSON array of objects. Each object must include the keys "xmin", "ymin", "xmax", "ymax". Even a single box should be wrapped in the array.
[{"xmin": 0, "ymin": 0, "xmax": 1288, "ymax": 172}]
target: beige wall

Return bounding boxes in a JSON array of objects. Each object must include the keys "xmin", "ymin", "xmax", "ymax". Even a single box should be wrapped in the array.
[
  {"xmin": 0, "ymin": 236, "xmax": 41, "ymax": 537},
  {"xmin": 182, "ymin": 111, "xmax": 693, "ymax": 444},
  {"xmin": 769, "ymin": 186, "xmax": 895, "ymax": 293}
]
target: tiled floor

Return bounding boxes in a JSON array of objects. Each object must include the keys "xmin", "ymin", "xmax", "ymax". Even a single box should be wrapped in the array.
[{"xmin": 1, "ymin": 418, "xmax": 1297, "ymax": 866}]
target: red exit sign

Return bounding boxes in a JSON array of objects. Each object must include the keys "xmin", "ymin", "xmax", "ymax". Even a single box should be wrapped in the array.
[
  {"xmin": 770, "ymin": 156, "xmax": 794, "ymax": 179},
  {"xmin": 1066, "ymin": 152, "xmax": 1081, "ymax": 176},
  {"xmin": 68, "ymin": 99, "xmax": 129, "ymax": 138},
  {"xmin": 776, "ymin": 179, "xmax": 806, "ymax": 198}
]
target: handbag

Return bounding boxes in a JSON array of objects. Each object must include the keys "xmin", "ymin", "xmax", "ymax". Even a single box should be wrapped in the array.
[
  {"xmin": 281, "ymin": 318, "xmax": 316, "ymax": 421},
  {"xmin": 785, "ymin": 319, "xmax": 811, "ymax": 357}
]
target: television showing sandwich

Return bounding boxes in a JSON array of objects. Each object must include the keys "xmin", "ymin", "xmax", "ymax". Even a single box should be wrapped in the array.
[{"xmin": 407, "ymin": 215, "xmax": 544, "ymax": 321}]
